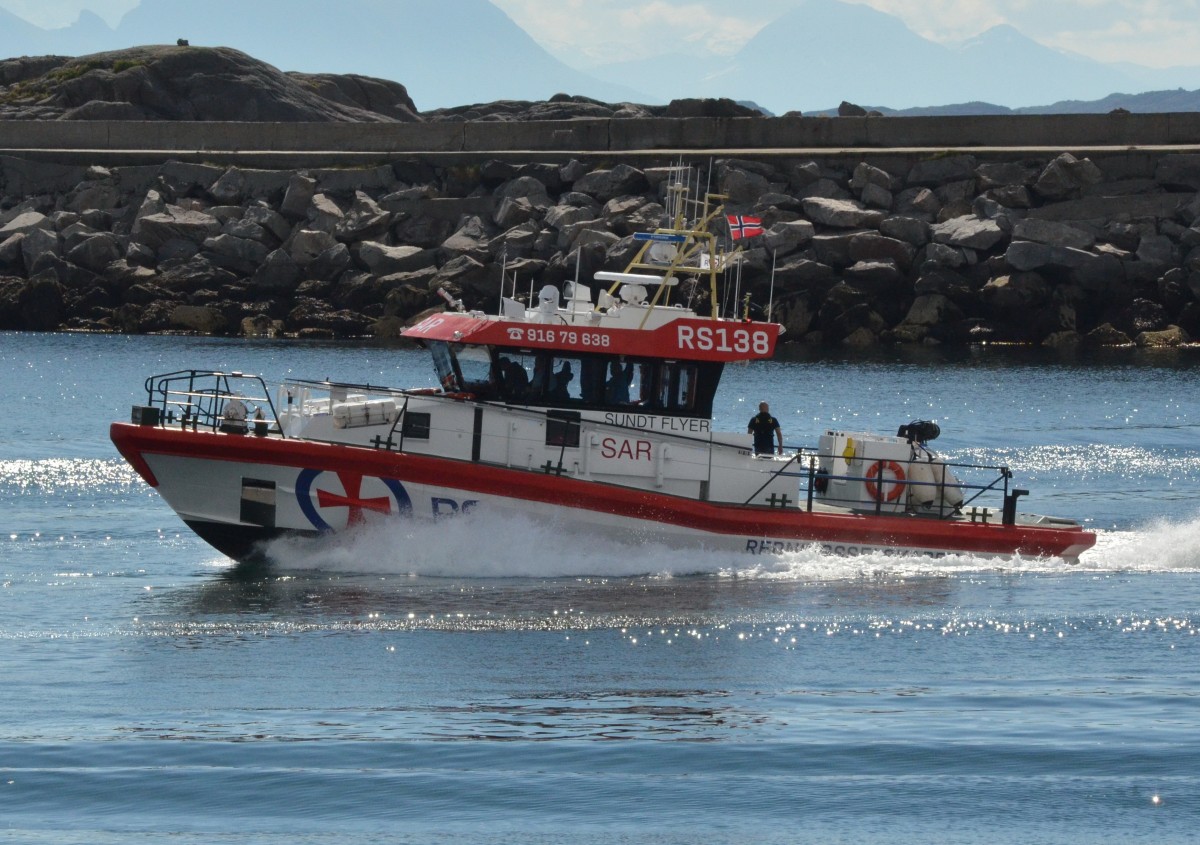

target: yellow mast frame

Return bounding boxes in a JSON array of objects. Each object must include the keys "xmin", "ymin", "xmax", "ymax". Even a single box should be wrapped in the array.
[{"xmin": 598, "ymin": 184, "xmax": 738, "ymax": 327}]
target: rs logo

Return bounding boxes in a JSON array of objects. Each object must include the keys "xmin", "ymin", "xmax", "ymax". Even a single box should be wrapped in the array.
[{"xmin": 296, "ymin": 469, "xmax": 413, "ymax": 532}]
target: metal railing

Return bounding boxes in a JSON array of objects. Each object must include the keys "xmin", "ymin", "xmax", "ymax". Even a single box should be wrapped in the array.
[
  {"xmin": 140, "ymin": 370, "xmax": 278, "ymax": 434},
  {"xmin": 134, "ymin": 371, "xmax": 1024, "ymax": 523},
  {"xmin": 744, "ymin": 452, "xmax": 1017, "ymax": 523}
]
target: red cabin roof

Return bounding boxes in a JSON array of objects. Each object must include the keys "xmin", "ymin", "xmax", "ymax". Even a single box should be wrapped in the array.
[{"xmin": 402, "ymin": 312, "xmax": 783, "ymax": 363}]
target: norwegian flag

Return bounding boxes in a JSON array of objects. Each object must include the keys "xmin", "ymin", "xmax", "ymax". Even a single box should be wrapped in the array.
[{"xmin": 726, "ymin": 214, "xmax": 764, "ymax": 240}]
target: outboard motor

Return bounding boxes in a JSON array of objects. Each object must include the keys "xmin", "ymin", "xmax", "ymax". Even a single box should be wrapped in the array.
[{"xmin": 897, "ymin": 420, "xmax": 941, "ymax": 444}]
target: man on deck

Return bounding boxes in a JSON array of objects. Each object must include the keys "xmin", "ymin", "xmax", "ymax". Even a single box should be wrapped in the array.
[{"xmin": 748, "ymin": 401, "xmax": 784, "ymax": 455}]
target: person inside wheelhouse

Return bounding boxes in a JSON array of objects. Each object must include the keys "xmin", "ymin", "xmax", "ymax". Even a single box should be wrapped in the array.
[{"xmin": 427, "ymin": 341, "xmax": 720, "ymax": 418}]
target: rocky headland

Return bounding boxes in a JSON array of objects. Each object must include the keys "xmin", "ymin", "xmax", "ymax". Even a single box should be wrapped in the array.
[
  {"xmin": 1, "ymin": 46, "xmax": 1198, "ymax": 349},
  {"xmin": 0, "ymin": 45, "xmax": 758, "ymax": 123}
]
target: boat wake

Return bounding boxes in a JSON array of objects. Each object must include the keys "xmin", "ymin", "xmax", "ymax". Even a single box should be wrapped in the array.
[
  {"xmin": 1077, "ymin": 512, "xmax": 1200, "ymax": 572},
  {"xmin": 260, "ymin": 508, "xmax": 1200, "ymax": 579}
]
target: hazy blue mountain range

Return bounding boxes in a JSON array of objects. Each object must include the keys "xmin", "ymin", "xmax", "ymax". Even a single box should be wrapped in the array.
[
  {"xmin": 586, "ymin": 0, "xmax": 1200, "ymax": 113},
  {"xmin": 3, "ymin": 0, "xmax": 1200, "ymax": 114}
]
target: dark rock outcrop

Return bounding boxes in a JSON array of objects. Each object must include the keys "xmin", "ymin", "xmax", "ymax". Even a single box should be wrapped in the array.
[{"xmin": 0, "ymin": 46, "xmax": 418, "ymax": 122}]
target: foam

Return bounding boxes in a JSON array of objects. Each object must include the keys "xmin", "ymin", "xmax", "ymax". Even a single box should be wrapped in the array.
[{"xmin": 260, "ymin": 508, "xmax": 1170, "ymax": 580}]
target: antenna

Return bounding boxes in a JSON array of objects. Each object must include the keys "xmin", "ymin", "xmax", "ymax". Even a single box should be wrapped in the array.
[
  {"xmin": 498, "ymin": 246, "xmax": 507, "ymax": 316},
  {"xmin": 732, "ymin": 253, "xmax": 743, "ymax": 321},
  {"xmin": 768, "ymin": 250, "xmax": 777, "ymax": 323}
]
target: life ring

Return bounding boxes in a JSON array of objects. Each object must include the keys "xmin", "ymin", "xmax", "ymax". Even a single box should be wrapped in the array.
[
  {"xmin": 442, "ymin": 392, "xmax": 475, "ymax": 401},
  {"xmin": 865, "ymin": 460, "xmax": 906, "ymax": 503}
]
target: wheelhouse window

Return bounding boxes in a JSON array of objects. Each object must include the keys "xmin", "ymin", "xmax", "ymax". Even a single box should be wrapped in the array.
[
  {"xmin": 430, "ymin": 341, "xmax": 721, "ymax": 417},
  {"xmin": 654, "ymin": 361, "xmax": 699, "ymax": 412},
  {"xmin": 428, "ymin": 341, "xmax": 460, "ymax": 392},
  {"xmin": 454, "ymin": 344, "xmax": 497, "ymax": 396}
]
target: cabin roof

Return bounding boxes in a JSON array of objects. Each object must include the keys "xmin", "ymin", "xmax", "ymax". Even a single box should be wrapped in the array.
[{"xmin": 402, "ymin": 311, "xmax": 783, "ymax": 362}]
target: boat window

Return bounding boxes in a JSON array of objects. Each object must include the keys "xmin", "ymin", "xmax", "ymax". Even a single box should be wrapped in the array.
[
  {"xmin": 546, "ymin": 410, "xmax": 581, "ymax": 448},
  {"xmin": 602, "ymin": 359, "xmax": 639, "ymax": 405},
  {"xmin": 546, "ymin": 356, "xmax": 582, "ymax": 404},
  {"xmin": 476, "ymin": 349, "xmax": 718, "ymax": 417},
  {"xmin": 454, "ymin": 344, "xmax": 497, "ymax": 396},
  {"xmin": 402, "ymin": 411, "xmax": 431, "ymax": 439},
  {"xmin": 653, "ymin": 362, "xmax": 699, "ymax": 412},
  {"xmin": 428, "ymin": 341, "xmax": 461, "ymax": 392},
  {"xmin": 495, "ymin": 350, "xmax": 535, "ymax": 402}
]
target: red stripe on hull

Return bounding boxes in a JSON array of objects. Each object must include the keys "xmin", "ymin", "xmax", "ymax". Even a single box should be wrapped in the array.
[{"xmin": 110, "ymin": 423, "xmax": 1096, "ymax": 559}]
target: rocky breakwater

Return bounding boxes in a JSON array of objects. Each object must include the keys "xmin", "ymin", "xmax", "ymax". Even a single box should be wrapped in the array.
[{"xmin": 2, "ymin": 151, "xmax": 1200, "ymax": 348}]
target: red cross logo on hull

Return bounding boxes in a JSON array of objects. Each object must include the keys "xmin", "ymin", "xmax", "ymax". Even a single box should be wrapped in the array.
[
  {"xmin": 296, "ymin": 469, "xmax": 414, "ymax": 532},
  {"xmin": 315, "ymin": 471, "xmax": 393, "ymax": 525}
]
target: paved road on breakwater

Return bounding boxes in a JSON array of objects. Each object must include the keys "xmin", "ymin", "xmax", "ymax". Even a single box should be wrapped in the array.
[
  {"xmin": 4, "ymin": 111, "xmax": 1200, "ymax": 167},
  {"xmin": 6, "ymin": 144, "xmax": 1200, "ymax": 170}
]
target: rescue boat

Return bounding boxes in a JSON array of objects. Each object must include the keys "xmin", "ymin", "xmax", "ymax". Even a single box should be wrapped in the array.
[{"xmin": 110, "ymin": 182, "xmax": 1095, "ymax": 565}]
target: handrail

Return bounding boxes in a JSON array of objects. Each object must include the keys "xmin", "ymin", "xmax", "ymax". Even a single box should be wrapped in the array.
[{"xmin": 143, "ymin": 370, "xmax": 279, "ymax": 433}]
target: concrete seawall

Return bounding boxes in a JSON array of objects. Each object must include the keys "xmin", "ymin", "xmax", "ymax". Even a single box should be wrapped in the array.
[{"xmin": 4, "ymin": 113, "xmax": 1200, "ymax": 157}]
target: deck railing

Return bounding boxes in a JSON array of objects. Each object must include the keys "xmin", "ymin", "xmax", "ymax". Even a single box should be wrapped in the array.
[{"xmin": 133, "ymin": 371, "xmax": 1021, "ymax": 523}]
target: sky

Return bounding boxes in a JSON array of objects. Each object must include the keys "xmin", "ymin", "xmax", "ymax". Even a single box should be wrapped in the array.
[{"xmin": 4, "ymin": 0, "xmax": 1200, "ymax": 70}]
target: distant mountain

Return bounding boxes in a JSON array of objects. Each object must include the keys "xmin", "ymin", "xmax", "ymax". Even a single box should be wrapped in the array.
[
  {"xmin": 0, "ymin": 0, "xmax": 651, "ymax": 110},
  {"xmin": 947, "ymin": 25, "xmax": 1133, "ymax": 105},
  {"xmin": 588, "ymin": 0, "xmax": 1200, "ymax": 115},
  {"xmin": 849, "ymin": 88, "xmax": 1200, "ymax": 117}
]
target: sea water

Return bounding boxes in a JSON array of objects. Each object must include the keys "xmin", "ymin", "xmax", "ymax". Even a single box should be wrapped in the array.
[{"xmin": 1, "ymin": 331, "xmax": 1198, "ymax": 844}]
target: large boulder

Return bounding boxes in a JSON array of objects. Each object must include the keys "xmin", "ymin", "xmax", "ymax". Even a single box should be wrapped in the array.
[
  {"xmin": 802, "ymin": 197, "xmax": 885, "ymax": 229},
  {"xmin": 200, "ymin": 234, "xmax": 271, "ymax": 274},
  {"xmin": 287, "ymin": 229, "xmax": 339, "ymax": 266},
  {"xmin": 280, "ymin": 173, "xmax": 317, "ymax": 220},
  {"xmin": 573, "ymin": 165, "xmax": 648, "ymax": 202},
  {"xmin": 0, "ymin": 211, "xmax": 51, "ymax": 239},
  {"xmin": 132, "ymin": 206, "xmax": 222, "ymax": 250},
  {"xmin": 1032, "ymin": 153, "xmax": 1103, "ymax": 200},
  {"xmin": 441, "ymin": 216, "xmax": 492, "ymax": 261},
  {"xmin": 762, "ymin": 220, "xmax": 815, "ymax": 256},
  {"xmin": 66, "ymin": 233, "xmax": 122, "ymax": 273},
  {"xmin": 1012, "ymin": 218, "xmax": 1095, "ymax": 250},
  {"xmin": 355, "ymin": 241, "xmax": 436, "ymax": 276},
  {"xmin": 170, "ymin": 304, "xmax": 229, "ymax": 334},
  {"xmin": 250, "ymin": 249, "xmax": 302, "ymax": 294},
  {"xmin": 848, "ymin": 232, "xmax": 916, "ymax": 268},
  {"xmin": 902, "ymin": 293, "xmax": 964, "ymax": 327},
  {"xmin": 931, "ymin": 215, "xmax": 1007, "ymax": 251},
  {"xmin": 334, "ymin": 192, "xmax": 392, "ymax": 242},
  {"xmin": 20, "ymin": 227, "xmax": 61, "ymax": 275}
]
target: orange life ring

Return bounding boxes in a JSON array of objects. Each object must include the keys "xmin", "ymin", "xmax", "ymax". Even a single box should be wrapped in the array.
[{"xmin": 865, "ymin": 460, "xmax": 906, "ymax": 503}]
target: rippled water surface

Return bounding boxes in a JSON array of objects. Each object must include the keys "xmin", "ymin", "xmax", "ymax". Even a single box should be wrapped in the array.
[{"xmin": 2, "ymin": 332, "xmax": 1198, "ymax": 844}]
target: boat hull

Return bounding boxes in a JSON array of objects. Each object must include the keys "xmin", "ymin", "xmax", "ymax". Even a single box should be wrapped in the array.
[{"xmin": 111, "ymin": 423, "xmax": 1096, "ymax": 564}]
